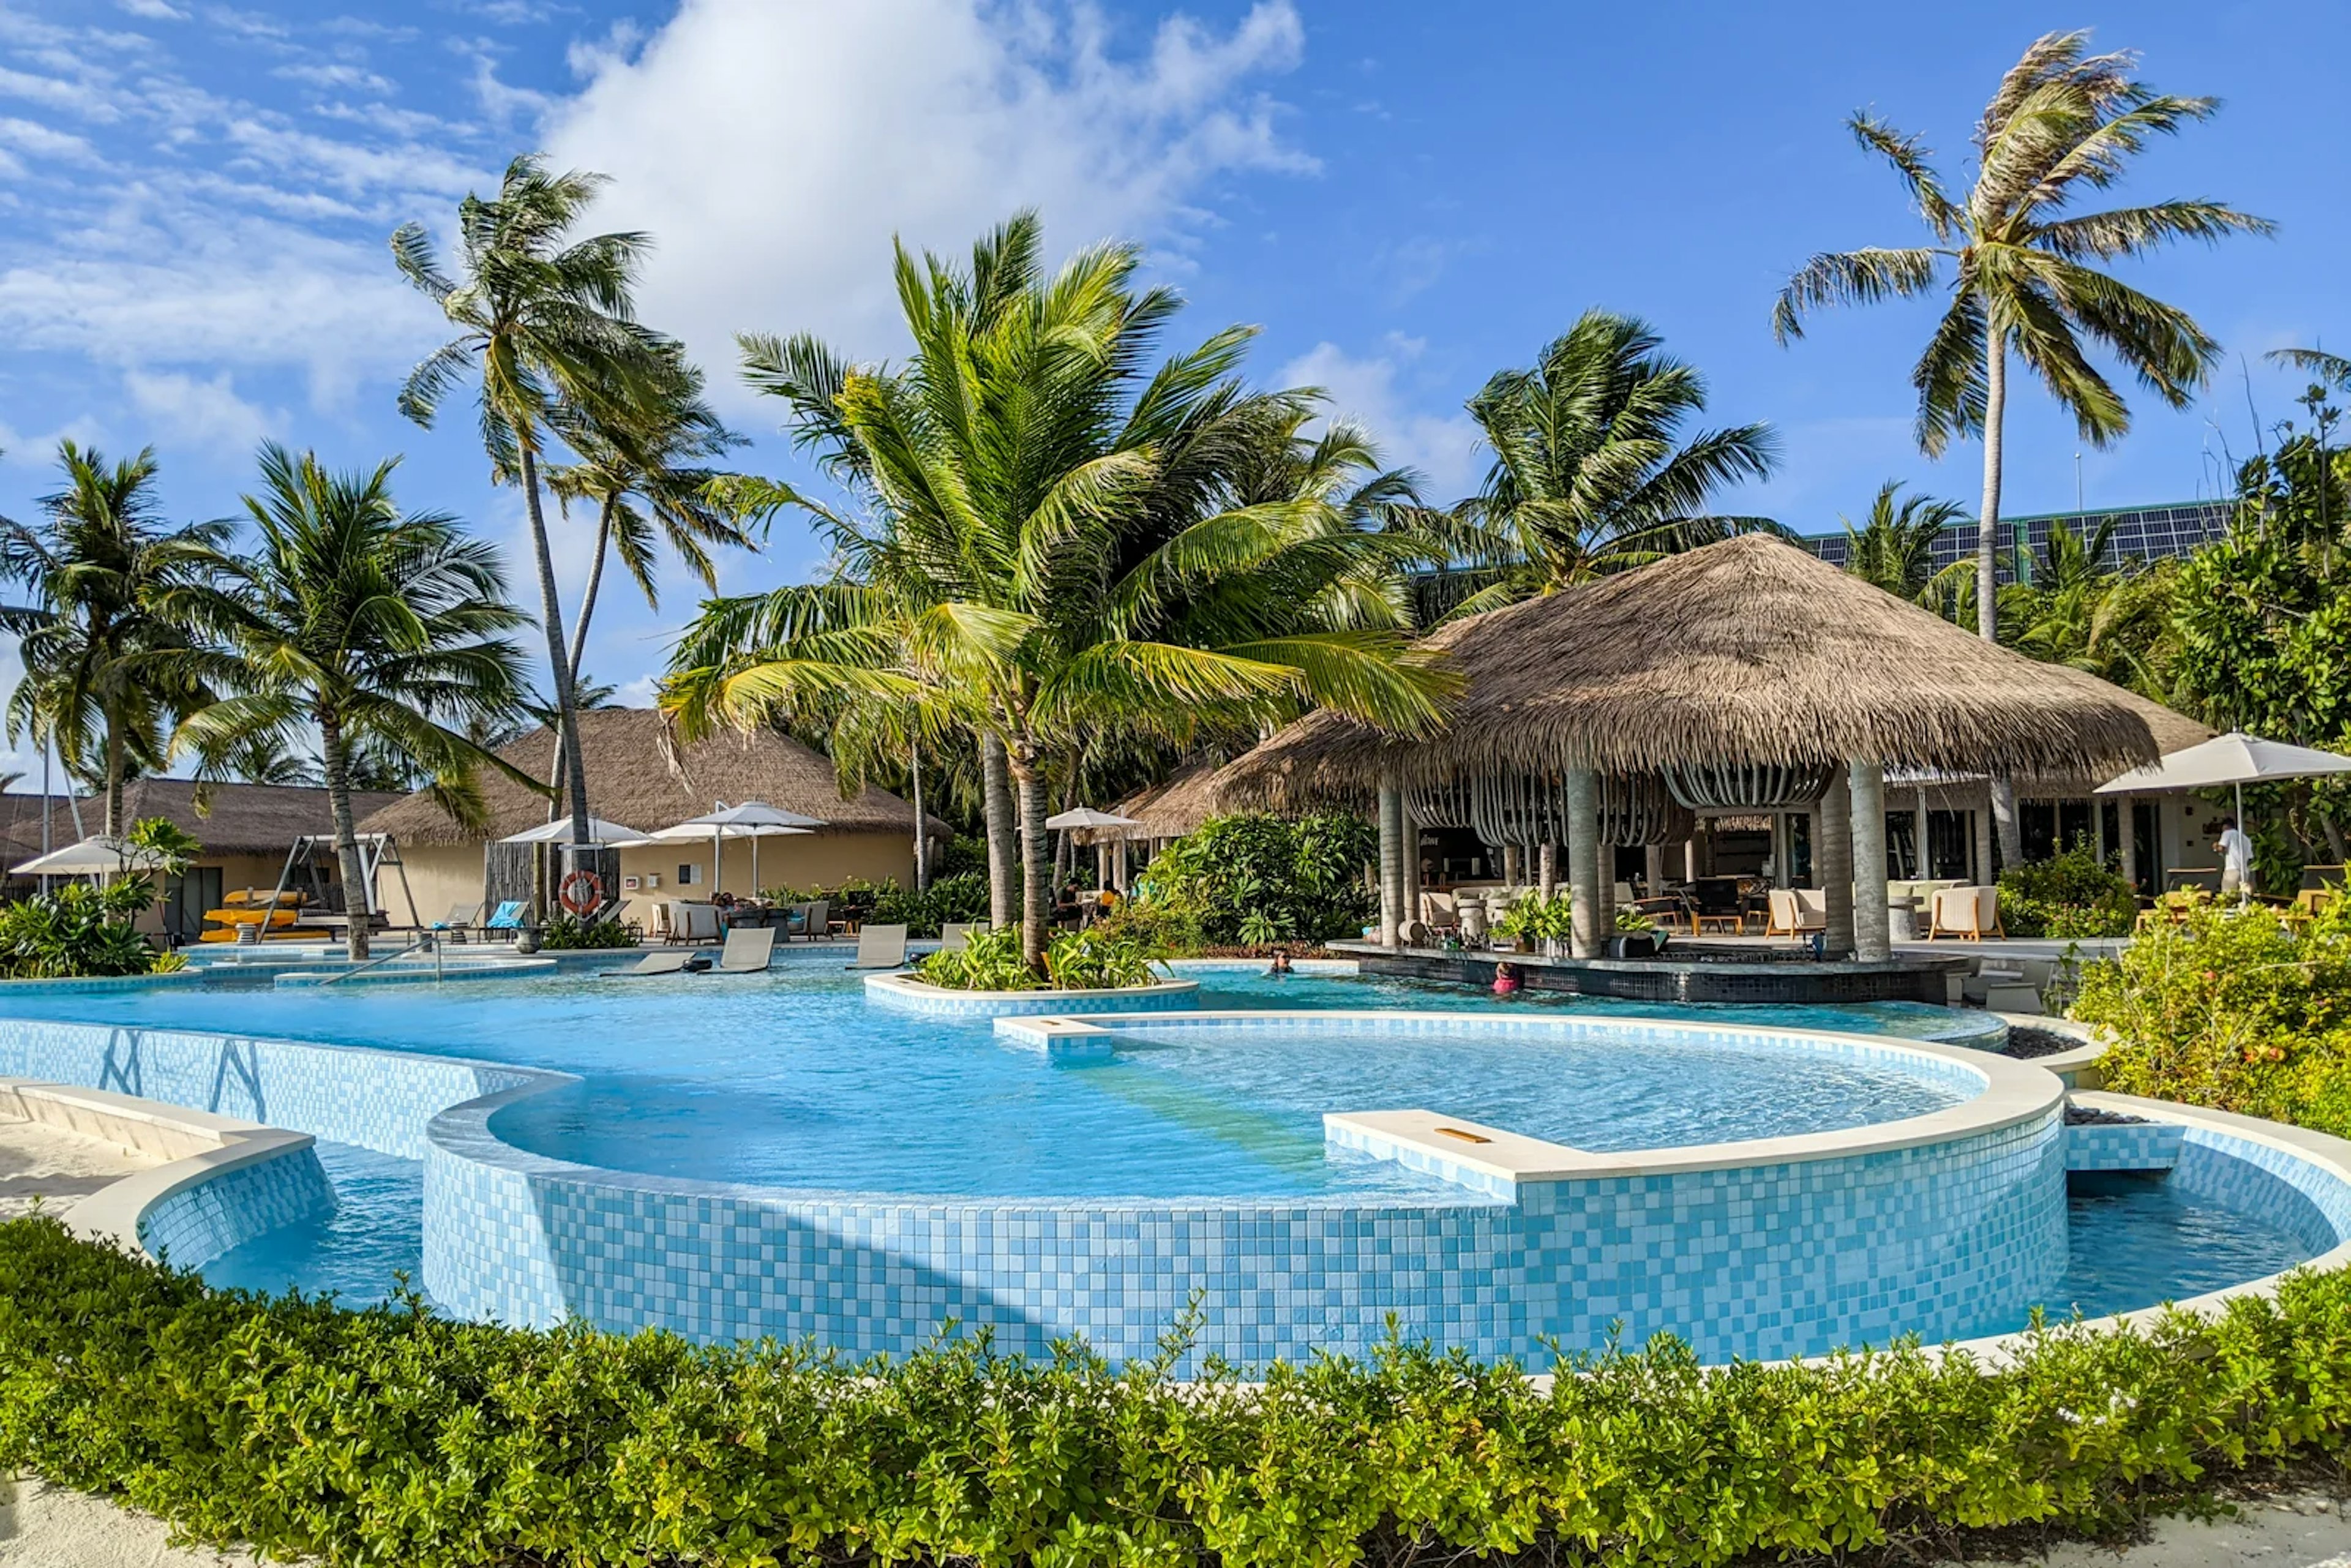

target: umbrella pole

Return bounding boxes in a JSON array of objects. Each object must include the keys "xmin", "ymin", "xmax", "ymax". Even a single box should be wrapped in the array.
[
  {"xmin": 753, "ymin": 834, "xmax": 760, "ymax": 897},
  {"xmin": 2237, "ymin": 780, "xmax": 2248, "ymax": 906},
  {"xmin": 713, "ymin": 828, "xmax": 722, "ymax": 898}
]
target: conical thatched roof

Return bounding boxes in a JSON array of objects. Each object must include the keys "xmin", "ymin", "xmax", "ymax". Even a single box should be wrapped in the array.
[
  {"xmin": 358, "ymin": 708, "xmax": 942, "ymax": 847},
  {"xmin": 1069, "ymin": 757, "xmax": 1229, "ymax": 845},
  {"xmin": 1215, "ymin": 535, "xmax": 2163, "ymax": 809}
]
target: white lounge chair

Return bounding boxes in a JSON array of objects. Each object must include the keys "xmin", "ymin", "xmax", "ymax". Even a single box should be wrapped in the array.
[
  {"xmin": 847, "ymin": 923, "xmax": 909, "ymax": 970},
  {"xmin": 604, "ymin": 950, "xmax": 696, "ymax": 978},
  {"xmin": 713, "ymin": 926, "xmax": 776, "ymax": 973},
  {"xmin": 1765, "ymin": 888, "xmax": 1827, "ymax": 939},
  {"xmin": 938, "ymin": 921, "xmax": 988, "ymax": 953}
]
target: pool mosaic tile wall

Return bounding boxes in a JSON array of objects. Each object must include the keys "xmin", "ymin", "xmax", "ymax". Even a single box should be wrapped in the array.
[{"xmin": 138, "ymin": 1145, "xmax": 336, "ymax": 1269}]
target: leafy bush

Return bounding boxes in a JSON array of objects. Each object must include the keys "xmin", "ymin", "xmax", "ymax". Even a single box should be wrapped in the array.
[
  {"xmin": 2074, "ymin": 900, "xmax": 2351, "ymax": 1137},
  {"xmin": 1135, "ymin": 812, "xmax": 1374, "ymax": 947},
  {"xmin": 870, "ymin": 871, "xmax": 988, "ymax": 937},
  {"xmin": 7, "ymin": 1216, "xmax": 2351, "ymax": 1568},
  {"xmin": 918, "ymin": 924, "xmax": 1160, "ymax": 991},
  {"xmin": 1092, "ymin": 895, "xmax": 1205, "ymax": 956},
  {"xmin": 534, "ymin": 912, "xmax": 638, "ymax": 950},
  {"xmin": 1999, "ymin": 847, "xmax": 2140, "ymax": 938},
  {"xmin": 1491, "ymin": 888, "xmax": 1575, "ymax": 945},
  {"xmin": 0, "ymin": 880, "xmax": 171, "ymax": 978}
]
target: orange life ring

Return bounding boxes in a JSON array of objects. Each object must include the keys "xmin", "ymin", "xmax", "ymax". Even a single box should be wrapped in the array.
[{"xmin": 558, "ymin": 868, "xmax": 605, "ymax": 916}]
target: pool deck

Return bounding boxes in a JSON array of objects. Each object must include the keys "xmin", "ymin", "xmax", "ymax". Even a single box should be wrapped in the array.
[{"xmin": 1334, "ymin": 938, "xmax": 1974, "ymax": 1004}]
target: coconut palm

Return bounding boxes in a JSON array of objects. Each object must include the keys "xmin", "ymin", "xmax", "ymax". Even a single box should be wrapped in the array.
[
  {"xmin": 1428, "ymin": 310, "xmax": 1778, "ymax": 617},
  {"xmin": 1772, "ymin": 31, "xmax": 2270, "ymax": 860},
  {"xmin": 167, "ymin": 446, "xmax": 533, "ymax": 959},
  {"xmin": 391, "ymin": 153, "xmax": 670, "ymax": 850},
  {"xmin": 1839, "ymin": 479, "xmax": 1971, "ymax": 606},
  {"xmin": 0, "ymin": 444, "xmax": 230, "ymax": 835},
  {"xmin": 673, "ymin": 214, "xmax": 1454, "ymax": 966}
]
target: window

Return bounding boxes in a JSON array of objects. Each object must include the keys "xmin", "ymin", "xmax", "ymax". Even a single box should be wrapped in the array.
[{"xmin": 677, "ymin": 863, "xmax": 702, "ymax": 886}]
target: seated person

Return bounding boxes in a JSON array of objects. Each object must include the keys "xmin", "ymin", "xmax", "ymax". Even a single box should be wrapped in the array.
[
  {"xmin": 1052, "ymin": 880, "xmax": 1084, "ymax": 928},
  {"xmin": 1264, "ymin": 948, "xmax": 1294, "ymax": 977}
]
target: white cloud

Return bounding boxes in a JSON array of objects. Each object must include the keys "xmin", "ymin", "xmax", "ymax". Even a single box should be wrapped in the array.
[
  {"xmin": 122, "ymin": 368, "xmax": 281, "ymax": 449},
  {"xmin": 542, "ymin": 0, "xmax": 1314, "ymax": 397},
  {"xmin": 1280, "ymin": 337, "xmax": 1485, "ymax": 498},
  {"xmin": 117, "ymin": 0, "xmax": 189, "ymax": 18},
  {"xmin": 0, "ymin": 116, "xmax": 99, "ymax": 163},
  {"xmin": 272, "ymin": 61, "xmax": 397, "ymax": 96}
]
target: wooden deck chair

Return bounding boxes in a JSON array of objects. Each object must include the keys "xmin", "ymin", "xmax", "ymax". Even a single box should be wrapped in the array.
[{"xmin": 847, "ymin": 923, "xmax": 909, "ymax": 970}]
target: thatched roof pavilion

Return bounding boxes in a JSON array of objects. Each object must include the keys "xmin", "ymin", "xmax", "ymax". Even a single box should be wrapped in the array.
[
  {"xmin": 1068, "ymin": 758, "xmax": 1228, "ymax": 847},
  {"xmin": 1217, "ymin": 534, "xmax": 2160, "ymax": 808},
  {"xmin": 1217, "ymin": 535, "xmax": 2165, "ymax": 962}
]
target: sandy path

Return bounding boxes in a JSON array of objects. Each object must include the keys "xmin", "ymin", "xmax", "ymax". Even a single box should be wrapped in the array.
[{"xmin": 0, "ymin": 1115, "xmax": 154, "ymax": 1221}]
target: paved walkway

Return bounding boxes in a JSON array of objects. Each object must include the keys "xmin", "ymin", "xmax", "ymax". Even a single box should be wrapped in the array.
[{"xmin": 0, "ymin": 1114, "xmax": 153, "ymax": 1222}]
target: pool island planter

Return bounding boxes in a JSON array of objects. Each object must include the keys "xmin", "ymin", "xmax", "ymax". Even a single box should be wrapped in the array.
[{"xmin": 861, "ymin": 971, "xmax": 1201, "ymax": 1016}]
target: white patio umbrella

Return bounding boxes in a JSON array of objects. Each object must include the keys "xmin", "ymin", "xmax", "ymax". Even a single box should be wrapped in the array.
[
  {"xmin": 2096, "ymin": 732, "xmax": 2351, "ymax": 902},
  {"xmin": 648, "ymin": 801, "xmax": 825, "ymax": 895},
  {"xmin": 1044, "ymin": 807, "xmax": 1141, "ymax": 893},
  {"xmin": 9, "ymin": 834, "xmax": 167, "ymax": 878},
  {"xmin": 499, "ymin": 816, "xmax": 647, "ymax": 846}
]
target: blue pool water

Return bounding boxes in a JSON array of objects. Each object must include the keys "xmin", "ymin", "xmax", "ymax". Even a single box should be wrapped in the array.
[{"xmin": 0, "ymin": 964, "xmax": 1968, "ymax": 1199}]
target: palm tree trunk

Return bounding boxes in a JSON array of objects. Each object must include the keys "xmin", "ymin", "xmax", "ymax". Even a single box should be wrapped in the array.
[
  {"xmin": 544, "ymin": 495, "xmax": 618, "ymax": 825},
  {"xmin": 982, "ymin": 733, "xmax": 1016, "ymax": 927},
  {"xmin": 102, "ymin": 721, "xmax": 124, "ymax": 838},
  {"xmin": 1979, "ymin": 327, "xmax": 2023, "ymax": 869},
  {"xmin": 319, "ymin": 714, "xmax": 370, "ymax": 962},
  {"xmin": 516, "ymin": 444, "xmax": 592, "ymax": 846},
  {"xmin": 910, "ymin": 740, "xmax": 928, "ymax": 891},
  {"xmin": 1010, "ymin": 740, "xmax": 1051, "ymax": 971}
]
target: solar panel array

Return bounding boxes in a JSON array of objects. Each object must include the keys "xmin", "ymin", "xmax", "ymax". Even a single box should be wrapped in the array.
[{"xmin": 1803, "ymin": 500, "xmax": 2231, "ymax": 581}]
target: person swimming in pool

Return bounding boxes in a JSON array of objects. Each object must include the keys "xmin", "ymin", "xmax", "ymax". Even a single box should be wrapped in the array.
[
  {"xmin": 1492, "ymin": 961, "xmax": 1520, "ymax": 997},
  {"xmin": 1264, "ymin": 948, "xmax": 1294, "ymax": 977}
]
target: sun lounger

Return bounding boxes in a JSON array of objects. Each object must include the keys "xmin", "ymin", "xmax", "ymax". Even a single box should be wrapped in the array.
[
  {"xmin": 436, "ymin": 902, "xmax": 482, "ymax": 942},
  {"xmin": 481, "ymin": 900, "xmax": 528, "ymax": 941},
  {"xmin": 712, "ymin": 926, "xmax": 776, "ymax": 974},
  {"xmin": 846, "ymin": 923, "xmax": 909, "ymax": 970},
  {"xmin": 937, "ymin": 921, "xmax": 987, "ymax": 953},
  {"xmin": 604, "ymin": 950, "xmax": 698, "ymax": 978}
]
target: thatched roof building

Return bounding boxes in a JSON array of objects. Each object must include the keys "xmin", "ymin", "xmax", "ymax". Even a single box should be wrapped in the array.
[
  {"xmin": 1216, "ymin": 534, "xmax": 2162, "ymax": 809},
  {"xmin": 1070, "ymin": 758, "xmax": 1228, "ymax": 846},
  {"xmin": 119, "ymin": 778, "xmax": 410, "ymax": 855},
  {"xmin": 359, "ymin": 707, "xmax": 942, "ymax": 844}
]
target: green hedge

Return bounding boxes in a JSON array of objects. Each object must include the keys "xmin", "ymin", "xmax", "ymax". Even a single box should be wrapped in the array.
[{"xmin": 6, "ymin": 1218, "xmax": 2351, "ymax": 1566}]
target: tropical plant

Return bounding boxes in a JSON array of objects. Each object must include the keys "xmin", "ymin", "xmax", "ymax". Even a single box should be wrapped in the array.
[
  {"xmin": 1492, "ymin": 888, "xmax": 1575, "ymax": 945},
  {"xmin": 915, "ymin": 922, "xmax": 1037, "ymax": 991},
  {"xmin": 1133, "ymin": 812, "xmax": 1378, "ymax": 947},
  {"xmin": 667, "ymin": 214, "xmax": 1453, "ymax": 970},
  {"xmin": 0, "ymin": 879, "xmax": 167, "ymax": 978},
  {"xmin": 1040, "ymin": 925, "xmax": 1159, "ymax": 990},
  {"xmin": 1423, "ymin": 310, "xmax": 1777, "ymax": 617},
  {"xmin": 2075, "ymin": 899, "xmax": 2351, "ymax": 1137},
  {"xmin": 165, "ymin": 448, "xmax": 534, "ymax": 960},
  {"xmin": 0, "ymin": 445, "xmax": 230, "ymax": 834},
  {"xmin": 536, "ymin": 911, "xmax": 637, "ymax": 950},
  {"xmin": 868, "ymin": 871, "xmax": 988, "ymax": 938},
  {"xmin": 392, "ymin": 153, "xmax": 672, "ymax": 850},
  {"xmin": 1997, "ymin": 847, "xmax": 2138, "ymax": 938},
  {"xmin": 1774, "ymin": 30, "xmax": 2271, "ymax": 862},
  {"xmin": 1839, "ymin": 479, "xmax": 1970, "ymax": 606},
  {"xmin": 1613, "ymin": 903, "xmax": 1655, "ymax": 934}
]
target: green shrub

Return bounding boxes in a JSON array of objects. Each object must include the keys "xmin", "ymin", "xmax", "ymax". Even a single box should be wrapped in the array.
[
  {"xmin": 870, "ymin": 871, "xmax": 988, "ymax": 937},
  {"xmin": 2073, "ymin": 900, "xmax": 2351, "ymax": 1137},
  {"xmin": 7, "ymin": 1215, "xmax": 2351, "ymax": 1568},
  {"xmin": 918, "ymin": 924, "xmax": 1158, "ymax": 991},
  {"xmin": 0, "ymin": 881, "xmax": 171, "ymax": 978},
  {"xmin": 1135, "ymin": 812, "xmax": 1374, "ymax": 947},
  {"xmin": 1491, "ymin": 889, "xmax": 1575, "ymax": 944},
  {"xmin": 1092, "ymin": 896, "xmax": 1205, "ymax": 956},
  {"xmin": 534, "ymin": 912, "xmax": 638, "ymax": 950},
  {"xmin": 2000, "ymin": 848, "xmax": 2140, "ymax": 938}
]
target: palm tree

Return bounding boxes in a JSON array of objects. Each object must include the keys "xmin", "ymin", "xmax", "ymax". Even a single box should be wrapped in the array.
[
  {"xmin": 1839, "ymin": 479, "xmax": 1970, "ymax": 606},
  {"xmin": 538, "ymin": 348, "xmax": 751, "ymax": 815},
  {"xmin": 0, "ymin": 443, "xmax": 230, "ymax": 835},
  {"xmin": 673, "ymin": 214, "xmax": 1454, "ymax": 967},
  {"xmin": 391, "ymin": 153, "xmax": 669, "ymax": 850},
  {"xmin": 167, "ymin": 446, "xmax": 533, "ymax": 960},
  {"xmin": 1428, "ymin": 310, "xmax": 1778, "ymax": 617},
  {"xmin": 1772, "ymin": 31, "xmax": 2270, "ymax": 861}
]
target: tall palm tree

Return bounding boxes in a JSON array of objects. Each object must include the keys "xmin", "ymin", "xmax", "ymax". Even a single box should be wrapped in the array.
[
  {"xmin": 1840, "ymin": 479, "xmax": 1970, "ymax": 606},
  {"xmin": 1429, "ymin": 310, "xmax": 1778, "ymax": 617},
  {"xmin": 167, "ymin": 446, "xmax": 533, "ymax": 960},
  {"xmin": 1772, "ymin": 30, "xmax": 2270, "ymax": 861},
  {"xmin": 0, "ymin": 444, "xmax": 229, "ymax": 835},
  {"xmin": 673, "ymin": 214, "xmax": 1455, "ymax": 966},
  {"xmin": 391, "ymin": 153, "xmax": 669, "ymax": 850}
]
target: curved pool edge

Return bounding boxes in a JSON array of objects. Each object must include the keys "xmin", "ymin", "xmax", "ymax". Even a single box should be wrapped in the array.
[{"xmin": 863, "ymin": 972, "xmax": 1202, "ymax": 1016}]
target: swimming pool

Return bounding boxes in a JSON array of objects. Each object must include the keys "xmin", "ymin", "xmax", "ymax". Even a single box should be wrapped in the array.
[{"xmin": 4, "ymin": 958, "xmax": 2344, "ymax": 1368}]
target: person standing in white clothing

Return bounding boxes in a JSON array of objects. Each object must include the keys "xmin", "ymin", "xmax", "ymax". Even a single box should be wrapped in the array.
[{"xmin": 2218, "ymin": 817, "xmax": 2254, "ymax": 898}]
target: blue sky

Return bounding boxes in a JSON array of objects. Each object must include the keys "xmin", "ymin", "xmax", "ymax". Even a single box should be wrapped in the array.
[{"xmin": 0, "ymin": 0, "xmax": 2341, "ymax": 778}]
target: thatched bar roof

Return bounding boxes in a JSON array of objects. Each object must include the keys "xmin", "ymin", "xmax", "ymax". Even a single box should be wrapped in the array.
[
  {"xmin": 359, "ymin": 707, "xmax": 942, "ymax": 846},
  {"xmin": 1070, "ymin": 758, "xmax": 1229, "ymax": 846},
  {"xmin": 1215, "ymin": 535, "xmax": 2163, "ymax": 810}
]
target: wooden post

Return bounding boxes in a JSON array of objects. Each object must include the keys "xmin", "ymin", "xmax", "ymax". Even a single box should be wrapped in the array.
[
  {"xmin": 1914, "ymin": 787, "xmax": 1930, "ymax": 880},
  {"xmin": 1539, "ymin": 841, "xmax": 1558, "ymax": 899},
  {"xmin": 1849, "ymin": 759, "xmax": 1891, "ymax": 962},
  {"xmin": 1502, "ymin": 843, "xmax": 1522, "ymax": 887},
  {"xmin": 1971, "ymin": 785, "xmax": 1994, "ymax": 888},
  {"xmin": 2118, "ymin": 794, "xmax": 2139, "ymax": 893},
  {"xmin": 1566, "ymin": 769, "xmax": 1602, "ymax": 958},
  {"xmin": 2092, "ymin": 795, "xmax": 2107, "ymax": 866},
  {"xmin": 1644, "ymin": 843, "xmax": 1665, "ymax": 891},
  {"xmin": 1818, "ymin": 764, "xmax": 1853, "ymax": 955}
]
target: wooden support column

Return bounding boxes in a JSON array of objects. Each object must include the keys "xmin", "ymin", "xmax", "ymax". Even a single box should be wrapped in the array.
[
  {"xmin": 1849, "ymin": 759, "xmax": 1891, "ymax": 962},
  {"xmin": 1377, "ymin": 777, "xmax": 1404, "ymax": 948},
  {"xmin": 2118, "ymin": 794, "xmax": 2140, "ymax": 893},
  {"xmin": 1538, "ymin": 841, "xmax": 1558, "ymax": 899},
  {"xmin": 1566, "ymin": 768, "xmax": 1602, "ymax": 958},
  {"xmin": 1971, "ymin": 785, "xmax": 1994, "ymax": 887},
  {"xmin": 1502, "ymin": 843, "xmax": 1522, "ymax": 887},
  {"xmin": 1818, "ymin": 763, "xmax": 1853, "ymax": 955},
  {"xmin": 1644, "ymin": 843, "xmax": 1665, "ymax": 891},
  {"xmin": 1913, "ymin": 787, "xmax": 1930, "ymax": 880}
]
